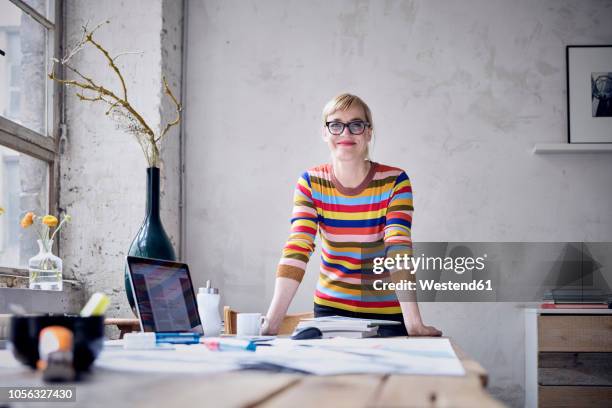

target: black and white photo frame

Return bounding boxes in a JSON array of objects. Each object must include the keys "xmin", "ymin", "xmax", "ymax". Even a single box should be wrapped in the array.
[{"xmin": 567, "ymin": 45, "xmax": 612, "ymax": 143}]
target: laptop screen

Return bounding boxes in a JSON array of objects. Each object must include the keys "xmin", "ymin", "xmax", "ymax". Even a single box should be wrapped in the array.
[{"xmin": 127, "ymin": 256, "xmax": 202, "ymax": 333}]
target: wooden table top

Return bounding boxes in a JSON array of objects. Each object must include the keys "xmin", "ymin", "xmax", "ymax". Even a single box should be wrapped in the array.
[{"xmin": 0, "ymin": 338, "xmax": 504, "ymax": 407}]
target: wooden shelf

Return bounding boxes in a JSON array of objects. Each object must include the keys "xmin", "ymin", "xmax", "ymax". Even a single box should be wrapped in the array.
[
  {"xmin": 525, "ymin": 309, "xmax": 612, "ymax": 407},
  {"xmin": 533, "ymin": 143, "xmax": 612, "ymax": 154}
]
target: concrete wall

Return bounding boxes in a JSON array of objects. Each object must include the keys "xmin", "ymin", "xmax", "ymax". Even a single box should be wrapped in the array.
[
  {"xmin": 183, "ymin": 1, "xmax": 612, "ymax": 406},
  {"xmin": 60, "ymin": 0, "xmax": 182, "ymax": 318},
  {"xmin": 0, "ymin": 287, "xmax": 83, "ymax": 315}
]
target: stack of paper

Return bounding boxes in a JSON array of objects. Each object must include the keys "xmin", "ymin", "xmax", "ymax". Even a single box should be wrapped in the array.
[{"xmin": 294, "ymin": 316, "xmax": 401, "ymax": 338}]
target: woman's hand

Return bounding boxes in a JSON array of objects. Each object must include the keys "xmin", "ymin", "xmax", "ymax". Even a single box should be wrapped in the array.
[
  {"xmin": 406, "ymin": 322, "xmax": 442, "ymax": 337},
  {"xmin": 260, "ymin": 318, "xmax": 278, "ymax": 336},
  {"xmin": 261, "ymin": 277, "xmax": 301, "ymax": 336},
  {"xmin": 398, "ymin": 301, "xmax": 442, "ymax": 336}
]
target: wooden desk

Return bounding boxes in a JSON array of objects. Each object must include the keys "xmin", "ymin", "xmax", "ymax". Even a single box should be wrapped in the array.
[{"xmin": 0, "ymin": 338, "xmax": 503, "ymax": 407}]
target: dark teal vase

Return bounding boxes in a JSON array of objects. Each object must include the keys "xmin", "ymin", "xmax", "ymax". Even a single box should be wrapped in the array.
[{"xmin": 124, "ymin": 167, "xmax": 176, "ymax": 314}]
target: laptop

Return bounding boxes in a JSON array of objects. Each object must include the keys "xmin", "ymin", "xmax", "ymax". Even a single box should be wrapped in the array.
[{"xmin": 126, "ymin": 256, "xmax": 203, "ymax": 334}]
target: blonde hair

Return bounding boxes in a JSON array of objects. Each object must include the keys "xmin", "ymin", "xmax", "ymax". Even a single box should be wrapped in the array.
[
  {"xmin": 322, "ymin": 93, "xmax": 374, "ymax": 129},
  {"xmin": 322, "ymin": 93, "xmax": 374, "ymax": 159}
]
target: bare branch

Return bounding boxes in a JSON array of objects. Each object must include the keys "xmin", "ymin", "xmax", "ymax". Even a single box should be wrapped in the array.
[
  {"xmin": 51, "ymin": 61, "xmax": 155, "ymax": 139},
  {"xmin": 62, "ymin": 20, "xmax": 108, "ymax": 64},
  {"xmin": 156, "ymin": 76, "xmax": 182, "ymax": 142},
  {"xmin": 48, "ymin": 70, "xmax": 101, "ymax": 95},
  {"xmin": 86, "ymin": 31, "xmax": 128, "ymax": 101},
  {"xmin": 113, "ymin": 51, "xmax": 144, "ymax": 61},
  {"xmin": 76, "ymin": 92, "xmax": 103, "ymax": 102},
  {"xmin": 48, "ymin": 20, "xmax": 182, "ymax": 168},
  {"xmin": 105, "ymin": 100, "xmax": 121, "ymax": 115},
  {"xmin": 62, "ymin": 63, "xmax": 97, "ymax": 88}
]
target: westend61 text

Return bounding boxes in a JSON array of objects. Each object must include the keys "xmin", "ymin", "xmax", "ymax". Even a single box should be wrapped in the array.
[{"xmin": 373, "ymin": 279, "xmax": 493, "ymax": 292}]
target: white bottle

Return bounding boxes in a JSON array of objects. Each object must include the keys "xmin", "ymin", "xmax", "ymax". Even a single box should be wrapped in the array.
[{"xmin": 197, "ymin": 280, "xmax": 221, "ymax": 337}]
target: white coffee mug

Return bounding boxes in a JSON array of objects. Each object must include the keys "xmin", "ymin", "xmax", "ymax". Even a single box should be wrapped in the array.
[{"xmin": 236, "ymin": 313, "xmax": 267, "ymax": 337}]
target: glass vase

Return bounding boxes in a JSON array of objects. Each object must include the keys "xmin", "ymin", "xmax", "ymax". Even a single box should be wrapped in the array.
[
  {"xmin": 28, "ymin": 239, "xmax": 63, "ymax": 291},
  {"xmin": 124, "ymin": 167, "xmax": 176, "ymax": 314}
]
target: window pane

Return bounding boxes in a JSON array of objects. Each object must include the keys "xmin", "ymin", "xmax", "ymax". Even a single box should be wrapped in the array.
[
  {"xmin": 0, "ymin": 0, "xmax": 50, "ymax": 136},
  {"xmin": 21, "ymin": 0, "xmax": 55, "ymax": 24},
  {"xmin": 0, "ymin": 145, "xmax": 48, "ymax": 269}
]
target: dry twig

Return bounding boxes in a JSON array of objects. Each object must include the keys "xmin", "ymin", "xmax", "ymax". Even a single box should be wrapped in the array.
[{"xmin": 48, "ymin": 21, "xmax": 182, "ymax": 167}]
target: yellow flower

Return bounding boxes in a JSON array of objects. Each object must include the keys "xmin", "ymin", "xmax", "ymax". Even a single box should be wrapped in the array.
[
  {"xmin": 21, "ymin": 212, "xmax": 35, "ymax": 228},
  {"xmin": 0, "ymin": 207, "xmax": 4, "ymax": 215},
  {"xmin": 42, "ymin": 215, "xmax": 59, "ymax": 227}
]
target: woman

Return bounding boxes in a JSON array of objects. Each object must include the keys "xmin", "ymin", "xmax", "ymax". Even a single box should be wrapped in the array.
[{"xmin": 262, "ymin": 93, "xmax": 442, "ymax": 337}]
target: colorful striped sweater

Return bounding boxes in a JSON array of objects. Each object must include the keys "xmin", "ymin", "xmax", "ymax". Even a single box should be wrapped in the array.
[{"xmin": 276, "ymin": 162, "xmax": 414, "ymax": 315}]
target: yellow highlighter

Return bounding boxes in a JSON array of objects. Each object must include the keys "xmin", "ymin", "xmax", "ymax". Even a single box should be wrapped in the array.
[{"xmin": 80, "ymin": 292, "xmax": 110, "ymax": 317}]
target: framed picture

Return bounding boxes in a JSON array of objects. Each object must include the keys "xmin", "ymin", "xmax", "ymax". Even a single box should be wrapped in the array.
[{"xmin": 566, "ymin": 45, "xmax": 612, "ymax": 143}]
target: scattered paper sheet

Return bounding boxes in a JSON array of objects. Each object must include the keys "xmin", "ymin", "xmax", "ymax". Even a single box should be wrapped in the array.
[
  {"xmin": 262, "ymin": 337, "xmax": 465, "ymax": 376},
  {"xmin": 94, "ymin": 337, "xmax": 465, "ymax": 376},
  {"xmin": 95, "ymin": 345, "xmax": 245, "ymax": 373}
]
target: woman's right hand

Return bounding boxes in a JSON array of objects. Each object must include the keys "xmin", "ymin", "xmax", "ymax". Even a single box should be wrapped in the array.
[
  {"xmin": 406, "ymin": 323, "xmax": 442, "ymax": 337},
  {"xmin": 260, "ymin": 318, "xmax": 278, "ymax": 336},
  {"xmin": 261, "ymin": 277, "xmax": 301, "ymax": 336}
]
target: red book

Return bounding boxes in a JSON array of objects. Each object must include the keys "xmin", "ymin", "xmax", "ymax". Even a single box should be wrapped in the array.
[{"xmin": 540, "ymin": 303, "xmax": 609, "ymax": 309}]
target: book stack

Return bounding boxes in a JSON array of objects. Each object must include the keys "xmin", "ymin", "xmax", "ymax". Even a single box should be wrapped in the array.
[
  {"xmin": 294, "ymin": 316, "xmax": 401, "ymax": 339},
  {"xmin": 541, "ymin": 289, "xmax": 611, "ymax": 309}
]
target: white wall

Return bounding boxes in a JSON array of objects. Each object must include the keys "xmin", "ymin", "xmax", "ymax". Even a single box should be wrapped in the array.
[
  {"xmin": 184, "ymin": 1, "xmax": 612, "ymax": 406},
  {"xmin": 61, "ymin": 0, "xmax": 182, "ymax": 319}
]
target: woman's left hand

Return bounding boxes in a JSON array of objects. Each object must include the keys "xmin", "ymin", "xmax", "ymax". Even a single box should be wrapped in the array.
[{"xmin": 406, "ymin": 323, "xmax": 442, "ymax": 337}]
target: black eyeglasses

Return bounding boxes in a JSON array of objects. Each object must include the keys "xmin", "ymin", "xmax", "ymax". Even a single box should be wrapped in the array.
[{"xmin": 325, "ymin": 120, "xmax": 370, "ymax": 135}]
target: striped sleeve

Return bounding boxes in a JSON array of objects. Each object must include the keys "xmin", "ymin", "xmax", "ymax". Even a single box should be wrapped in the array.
[
  {"xmin": 276, "ymin": 172, "xmax": 318, "ymax": 282},
  {"xmin": 383, "ymin": 171, "xmax": 414, "ymax": 260}
]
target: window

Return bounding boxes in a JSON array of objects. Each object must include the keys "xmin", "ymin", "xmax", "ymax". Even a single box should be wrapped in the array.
[{"xmin": 0, "ymin": 0, "xmax": 62, "ymax": 278}]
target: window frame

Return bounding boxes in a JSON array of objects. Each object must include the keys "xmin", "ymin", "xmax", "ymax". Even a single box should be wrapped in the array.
[{"xmin": 0, "ymin": 0, "xmax": 63, "ymax": 278}]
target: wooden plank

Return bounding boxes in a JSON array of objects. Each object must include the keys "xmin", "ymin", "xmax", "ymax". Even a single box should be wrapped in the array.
[
  {"xmin": 539, "ymin": 386, "xmax": 612, "ymax": 408},
  {"xmin": 451, "ymin": 342, "xmax": 488, "ymax": 388},
  {"xmin": 104, "ymin": 318, "xmax": 141, "ymax": 338},
  {"xmin": 8, "ymin": 0, "xmax": 55, "ymax": 29},
  {"xmin": 373, "ymin": 340, "xmax": 499, "ymax": 407},
  {"xmin": 278, "ymin": 312, "xmax": 314, "ymax": 335},
  {"xmin": 258, "ymin": 375, "xmax": 385, "ymax": 408},
  {"xmin": 133, "ymin": 373, "xmax": 300, "ymax": 408},
  {"xmin": 223, "ymin": 308, "xmax": 313, "ymax": 335},
  {"xmin": 375, "ymin": 374, "xmax": 504, "ymax": 408},
  {"xmin": 539, "ymin": 352, "xmax": 612, "ymax": 386},
  {"xmin": 539, "ymin": 315, "xmax": 612, "ymax": 352},
  {"xmin": 0, "ymin": 365, "xmax": 300, "ymax": 408},
  {"xmin": 0, "ymin": 116, "xmax": 56, "ymax": 162},
  {"xmin": 104, "ymin": 318, "xmax": 140, "ymax": 327},
  {"xmin": 0, "ymin": 266, "xmax": 29, "ymax": 277}
]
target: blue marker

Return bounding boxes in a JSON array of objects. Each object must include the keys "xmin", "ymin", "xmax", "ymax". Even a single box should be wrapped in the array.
[{"xmin": 155, "ymin": 332, "xmax": 201, "ymax": 345}]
